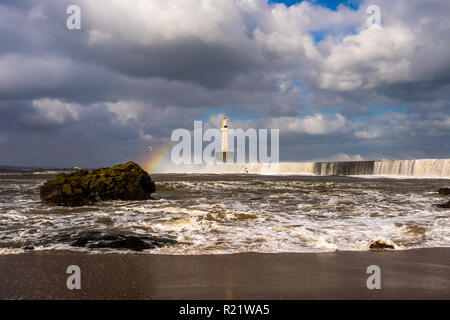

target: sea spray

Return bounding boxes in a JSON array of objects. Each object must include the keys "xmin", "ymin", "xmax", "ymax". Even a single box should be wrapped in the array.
[{"xmin": 163, "ymin": 159, "xmax": 450, "ymax": 178}]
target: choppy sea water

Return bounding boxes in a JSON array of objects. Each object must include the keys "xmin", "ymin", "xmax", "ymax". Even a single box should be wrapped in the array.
[{"xmin": 0, "ymin": 170, "xmax": 449, "ymax": 254}]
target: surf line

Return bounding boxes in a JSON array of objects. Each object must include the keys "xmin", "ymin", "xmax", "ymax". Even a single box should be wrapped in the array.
[{"xmin": 179, "ymin": 304, "xmax": 214, "ymax": 318}]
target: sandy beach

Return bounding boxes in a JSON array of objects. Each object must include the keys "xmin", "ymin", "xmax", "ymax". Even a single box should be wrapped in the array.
[{"xmin": 0, "ymin": 248, "xmax": 449, "ymax": 300}]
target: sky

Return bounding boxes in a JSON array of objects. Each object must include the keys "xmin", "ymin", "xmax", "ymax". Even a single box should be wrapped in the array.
[{"xmin": 0, "ymin": 0, "xmax": 449, "ymax": 168}]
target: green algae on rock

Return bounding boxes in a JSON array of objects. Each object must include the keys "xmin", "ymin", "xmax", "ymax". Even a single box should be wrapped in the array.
[
  {"xmin": 40, "ymin": 162, "xmax": 156, "ymax": 207},
  {"xmin": 369, "ymin": 240, "xmax": 395, "ymax": 250}
]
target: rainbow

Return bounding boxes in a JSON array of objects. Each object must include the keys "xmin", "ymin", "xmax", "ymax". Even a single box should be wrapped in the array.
[{"xmin": 141, "ymin": 142, "xmax": 173, "ymax": 173}]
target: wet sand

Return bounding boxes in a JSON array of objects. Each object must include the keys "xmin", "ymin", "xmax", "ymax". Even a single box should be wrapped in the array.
[{"xmin": 0, "ymin": 248, "xmax": 449, "ymax": 300}]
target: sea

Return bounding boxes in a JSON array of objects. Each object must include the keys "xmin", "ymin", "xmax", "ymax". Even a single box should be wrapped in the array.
[{"xmin": 1, "ymin": 165, "xmax": 449, "ymax": 254}]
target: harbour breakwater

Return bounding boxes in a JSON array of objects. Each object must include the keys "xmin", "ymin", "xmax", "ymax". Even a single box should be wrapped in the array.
[{"xmin": 166, "ymin": 159, "xmax": 450, "ymax": 178}]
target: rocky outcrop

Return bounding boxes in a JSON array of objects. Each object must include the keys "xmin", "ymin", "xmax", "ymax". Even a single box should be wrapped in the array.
[
  {"xmin": 23, "ymin": 231, "xmax": 177, "ymax": 252},
  {"xmin": 369, "ymin": 240, "xmax": 395, "ymax": 250},
  {"xmin": 437, "ymin": 200, "xmax": 450, "ymax": 209},
  {"xmin": 40, "ymin": 162, "xmax": 156, "ymax": 206},
  {"xmin": 437, "ymin": 188, "xmax": 450, "ymax": 208},
  {"xmin": 69, "ymin": 231, "xmax": 177, "ymax": 252}
]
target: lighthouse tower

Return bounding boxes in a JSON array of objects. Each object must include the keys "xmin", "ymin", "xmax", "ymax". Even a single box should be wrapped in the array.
[
  {"xmin": 221, "ymin": 117, "xmax": 228, "ymax": 153},
  {"xmin": 215, "ymin": 117, "xmax": 235, "ymax": 163}
]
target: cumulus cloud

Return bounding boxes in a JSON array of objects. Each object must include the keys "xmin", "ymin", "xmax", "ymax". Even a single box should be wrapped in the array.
[
  {"xmin": 318, "ymin": 153, "xmax": 366, "ymax": 162},
  {"xmin": 318, "ymin": 26, "xmax": 417, "ymax": 90},
  {"xmin": 355, "ymin": 130, "xmax": 381, "ymax": 140},
  {"xmin": 32, "ymin": 98, "xmax": 81, "ymax": 123},
  {"xmin": 268, "ymin": 114, "xmax": 348, "ymax": 135}
]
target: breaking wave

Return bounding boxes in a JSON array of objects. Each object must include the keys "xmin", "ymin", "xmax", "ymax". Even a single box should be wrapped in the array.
[
  {"xmin": 163, "ymin": 159, "xmax": 450, "ymax": 178},
  {"xmin": 0, "ymin": 170, "xmax": 449, "ymax": 254}
]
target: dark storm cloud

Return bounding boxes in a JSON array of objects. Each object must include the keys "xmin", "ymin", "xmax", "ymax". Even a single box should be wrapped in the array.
[{"xmin": 2, "ymin": 0, "xmax": 266, "ymax": 89}]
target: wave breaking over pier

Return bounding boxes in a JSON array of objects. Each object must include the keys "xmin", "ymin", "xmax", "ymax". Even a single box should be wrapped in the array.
[{"xmin": 165, "ymin": 159, "xmax": 450, "ymax": 178}]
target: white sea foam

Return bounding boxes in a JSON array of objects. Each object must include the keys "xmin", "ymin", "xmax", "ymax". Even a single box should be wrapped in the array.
[
  {"xmin": 32, "ymin": 171, "xmax": 62, "ymax": 175},
  {"xmin": 161, "ymin": 159, "xmax": 450, "ymax": 179},
  {"xmin": 0, "ymin": 171, "xmax": 449, "ymax": 255}
]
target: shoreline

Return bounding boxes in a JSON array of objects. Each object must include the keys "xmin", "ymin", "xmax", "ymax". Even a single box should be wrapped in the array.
[
  {"xmin": 1, "ymin": 244, "xmax": 448, "ymax": 256},
  {"xmin": 1, "ymin": 248, "xmax": 449, "ymax": 300}
]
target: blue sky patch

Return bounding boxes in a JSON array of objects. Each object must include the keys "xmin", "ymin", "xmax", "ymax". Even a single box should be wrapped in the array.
[{"xmin": 269, "ymin": 0, "xmax": 361, "ymax": 11}]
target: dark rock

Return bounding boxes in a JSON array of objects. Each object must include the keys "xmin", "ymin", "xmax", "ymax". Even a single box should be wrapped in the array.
[
  {"xmin": 439, "ymin": 188, "xmax": 450, "ymax": 195},
  {"xmin": 69, "ymin": 231, "xmax": 177, "ymax": 252},
  {"xmin": 437, "ymin": 200, "xmax": 450, "ymax": 209},
  {"xmin": 369, "ymin": 240, "xmax": 395, "ymax": 250},
  {"xmin": 22, "ymin": 245, "xmax": 35, "ymax": 251},
  {"xmin": 40, "ymin": 162, "xmax": 156, "ymax": 207}
]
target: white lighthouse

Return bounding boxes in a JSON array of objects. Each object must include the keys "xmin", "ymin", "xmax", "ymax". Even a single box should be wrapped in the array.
[
  {"xmin": 215, "ymin": 117, "xmax": 235, "ymax": 163},
  {"xmin": 221, "ymin": 117, "xmax": 228, "ymax": 153}
]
